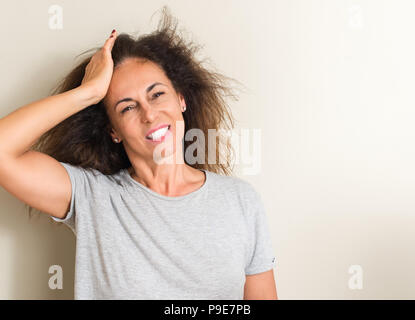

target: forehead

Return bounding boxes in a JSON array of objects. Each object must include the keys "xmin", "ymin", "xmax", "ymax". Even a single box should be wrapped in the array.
[{"xmin": 104, "ymin": 58, "xmax": 170, "ymax": 106}]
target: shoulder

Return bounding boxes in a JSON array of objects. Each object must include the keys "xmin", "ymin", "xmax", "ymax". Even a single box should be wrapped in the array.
[
  {"xmin": 208, "ymin": 170, "xmax": 259, "ymax": 194},
  {"xmin": 59, "ymin": 162, "xmax": 125, "ymax": 188},
  {"xmin": 206, "ymin": 170, "xmax": 262, "ymax": 212}
]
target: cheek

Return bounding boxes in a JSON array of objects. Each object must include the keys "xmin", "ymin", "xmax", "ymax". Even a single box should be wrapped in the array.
[{"xmin": 120, "ymin": 122, "xmax": 142, "ymax": 141}]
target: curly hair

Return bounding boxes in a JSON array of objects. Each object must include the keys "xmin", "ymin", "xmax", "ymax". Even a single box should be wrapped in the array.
[{"xmin": 26, "ymin": 5, "xmax": 244, "ymax": 219}]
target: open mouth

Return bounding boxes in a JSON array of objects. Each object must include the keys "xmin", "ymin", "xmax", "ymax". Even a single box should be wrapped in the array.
[{"xmin": 145, "ymin": 124, "xmax": 171, "ymax": 142}]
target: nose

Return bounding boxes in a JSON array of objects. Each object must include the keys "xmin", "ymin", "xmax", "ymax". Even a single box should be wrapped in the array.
[{"xmin": 140, "ymin": 101, "xmax": 158, "ymax": 123}]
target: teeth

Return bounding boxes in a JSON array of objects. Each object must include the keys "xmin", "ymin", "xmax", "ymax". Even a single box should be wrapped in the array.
[{"xmin": 148, "ymin": 126, "xmax": 169, "ymax": 140}]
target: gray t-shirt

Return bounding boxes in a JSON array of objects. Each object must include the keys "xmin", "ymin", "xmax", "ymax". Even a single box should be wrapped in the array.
[{"xmin": 52, "ymin": 162, "xmax": 276, "ymax": 300}]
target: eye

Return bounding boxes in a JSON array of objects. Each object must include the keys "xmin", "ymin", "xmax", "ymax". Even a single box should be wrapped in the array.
[
  {"xmin": 120, "ymin": 92, "xmax": 164, "ymax": 114},
  {"xmin": 121, "ymin": 105, "xmax": 135, "ymax": 114},
  {"xmin": 153, "ymin": 91, "xmax": 164, "ymax": 99}
]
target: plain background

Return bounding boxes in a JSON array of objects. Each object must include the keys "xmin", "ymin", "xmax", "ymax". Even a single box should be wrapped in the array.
[{"xmin": 1, "ymin": 0, "xmax": 414, "ymax": 299}]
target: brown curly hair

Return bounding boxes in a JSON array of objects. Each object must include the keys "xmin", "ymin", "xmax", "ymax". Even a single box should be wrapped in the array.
[{"xmin": 26, "ymin": 5, "xmax": 245, "ymax": 219}]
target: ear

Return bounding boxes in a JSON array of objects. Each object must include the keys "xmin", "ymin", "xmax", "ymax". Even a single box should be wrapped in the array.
[
  {"xmin": 178, "ymin": 93, "xmax": 186, "ymax": 109},
  {"xmin": 107, "ymin": 125, "xmax": 120, "ymax": 142}
]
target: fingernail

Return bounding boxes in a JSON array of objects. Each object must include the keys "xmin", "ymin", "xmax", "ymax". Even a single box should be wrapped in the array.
[{"xmin": 111, "ymin": 29, "xmax": 116, "ymax": 34}]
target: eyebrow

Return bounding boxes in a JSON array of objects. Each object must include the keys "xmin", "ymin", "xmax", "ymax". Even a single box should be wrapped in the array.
[{"xmin": 113, "ymin": 82, "xmax": 166, "ymax": 111}]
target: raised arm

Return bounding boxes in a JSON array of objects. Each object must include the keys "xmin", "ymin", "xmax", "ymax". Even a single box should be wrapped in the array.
[{"xmin": 0, "ymin": 29, "xmax": 117, "ymax": 219}]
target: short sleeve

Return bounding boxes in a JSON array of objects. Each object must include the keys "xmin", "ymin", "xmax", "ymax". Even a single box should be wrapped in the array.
[
  {"xmin": 244, "ymin": 184, "xmax": 277, "ymax": 275},
  {"xmin": 50, "ymin": 162, "xmax": 86, "ymax": 235}
]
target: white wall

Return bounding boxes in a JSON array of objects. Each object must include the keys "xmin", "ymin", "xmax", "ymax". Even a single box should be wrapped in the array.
[{"xmin": 0, "ymin": 0, "xmax": 414, "ymax": 299}]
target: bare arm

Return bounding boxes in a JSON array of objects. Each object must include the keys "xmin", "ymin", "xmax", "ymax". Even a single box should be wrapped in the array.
[
  {"xmin": 0, "ymin": 87, "xmax": 97, "ymax": 218},
  {"xmin": 0, "ymin": 30, "xmax": 117, "ymax": 219},
  {"xmin": 243, "ymin": 269, "xmax": 278, "ymax": 300},
  {"xmin": 0, "ymin": 86, "xmax": 97, "ymax": 159}
]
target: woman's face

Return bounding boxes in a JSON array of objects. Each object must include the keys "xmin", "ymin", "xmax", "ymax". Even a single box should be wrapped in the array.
[{"xmin": 104, "ymin": 58, "xmax": 186, "ymax": 164}]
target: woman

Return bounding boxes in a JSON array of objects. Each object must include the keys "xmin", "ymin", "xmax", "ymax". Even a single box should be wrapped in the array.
[{"xmin": 0, "ymin": 7, "xmax": 277, "ymax": 300}]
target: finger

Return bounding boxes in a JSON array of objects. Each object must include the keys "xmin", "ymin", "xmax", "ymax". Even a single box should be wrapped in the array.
[{"xmin": 103, "ymin": 29, "xmax": 117, "ymax": 51}]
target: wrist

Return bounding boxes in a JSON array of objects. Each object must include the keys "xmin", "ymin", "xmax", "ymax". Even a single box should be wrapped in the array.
[{"xmin": 70, "ymin": 85, "xmax": 103, "ymax": 108}]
